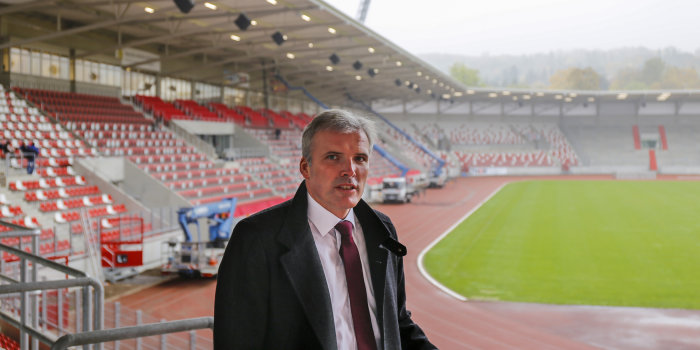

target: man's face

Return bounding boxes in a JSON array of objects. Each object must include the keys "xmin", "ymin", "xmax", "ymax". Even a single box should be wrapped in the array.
[{"xmin": 300, "ymin": 129, "xmax": 370, "ymax": 219}]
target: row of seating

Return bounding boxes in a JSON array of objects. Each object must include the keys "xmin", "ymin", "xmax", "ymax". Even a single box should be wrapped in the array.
[
  {"xmin": 25, "ymin": 186, "xmax": 100, "ymax": 201},
  {"xmin": 166, "ymin": 173, "xmax": 251, "ymax": 190},
  {"xmin": 2, "ymin": 240, "xmax": 70, "ymax": 263},
  {"xmin": 92, "ymin": 139, "xmax": 185, "ymax": 148},
  {"xmin": 179, "ymin": 182, "xmax": 262, "ymax": 199},
  {"xmin": 65, "ymin": 121, "xmax": 154, "ymax": 132},
  {"xmin": 10, "ymin": 176, "xmax": 86, "ymax": 191},
  {"xmin": 54, "ymin": 204, "xmax": 127, "ymax": 223},
  {"xmin": 76, "ymin": 130, "xmax": 176, "ymax": 140},
  {"xmin": 100, "ymin": 146, "xmax": 195, "ymax": 156},
  {"xmin": 139, "ymin": 161, "xmax": 214, "ymax": 173},
  {"xmin": 129, "ymin": 154, "xmax": 207, "ymax": 164},
  {"xmin": 0, "ymin": 205, "xmax": 23, "ymax": 217},
  {"xmin": 39, "ymin": 195, "xmax": 112, "ymax": 212},
  {"xmin": 0, "ymin": 113, "xmax": 48, "ymax": 123}
]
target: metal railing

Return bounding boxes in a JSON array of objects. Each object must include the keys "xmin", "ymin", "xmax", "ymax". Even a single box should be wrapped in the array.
[
  {"xmin": 0, "ymin": 221, "xmax": 104, "ymax": 350},
  {"xmin": 52, "ymin": 316, "xmax": 213, "ymax": 350}
]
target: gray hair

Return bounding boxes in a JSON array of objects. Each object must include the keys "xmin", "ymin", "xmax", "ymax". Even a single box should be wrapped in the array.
[{"xmin": 301, "ymin": 109, "xmax": 375, "ymax": 163}]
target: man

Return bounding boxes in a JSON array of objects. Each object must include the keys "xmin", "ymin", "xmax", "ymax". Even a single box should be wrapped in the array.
[
  {"xmin": 20, "ymin": 141, "xmax": 39, "ymax": 175},
  {"xmin": 215, "ymin": 109, "xmax": 436, "ymax": 349}
]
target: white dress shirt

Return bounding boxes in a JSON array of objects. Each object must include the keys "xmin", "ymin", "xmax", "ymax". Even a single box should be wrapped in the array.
[{"xmin": 307, "ymin": 193, "xmax": 381, "ymax": 350}]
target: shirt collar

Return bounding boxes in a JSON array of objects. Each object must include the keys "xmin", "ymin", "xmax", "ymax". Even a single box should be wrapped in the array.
[{"xmin": 307, "ymin": 193, "xmax": 355, "ymax": 237}]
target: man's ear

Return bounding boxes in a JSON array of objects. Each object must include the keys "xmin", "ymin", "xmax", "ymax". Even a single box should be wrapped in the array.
[{"xmin": 300, "ymin": 157, "xmax": 310, "ymax": 179}]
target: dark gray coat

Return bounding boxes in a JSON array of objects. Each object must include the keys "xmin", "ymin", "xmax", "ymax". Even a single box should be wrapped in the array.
[{"xmin": 214, "ymin": 181, "xmax": 436, "ymax": 349}]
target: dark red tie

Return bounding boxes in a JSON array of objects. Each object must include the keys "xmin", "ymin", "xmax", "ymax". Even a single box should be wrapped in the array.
[{"xmin": 335, "ymin": 220, "xmax": 377, "ymax": 350}]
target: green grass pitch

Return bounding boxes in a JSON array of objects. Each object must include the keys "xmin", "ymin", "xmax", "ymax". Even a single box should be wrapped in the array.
[{"xmin": 423, "ymin": 180, "xmax": 700, "ymax": 309}]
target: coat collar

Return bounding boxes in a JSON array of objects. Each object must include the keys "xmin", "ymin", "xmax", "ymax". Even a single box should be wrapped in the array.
[{"xmin": 277, "ymin": 181, "xmax": 392, "ymax": 350}]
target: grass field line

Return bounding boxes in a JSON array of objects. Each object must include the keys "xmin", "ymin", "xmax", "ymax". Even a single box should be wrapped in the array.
[{"xmin": 417, "ymin": 183, "xmax": 508, "ymax": 302}]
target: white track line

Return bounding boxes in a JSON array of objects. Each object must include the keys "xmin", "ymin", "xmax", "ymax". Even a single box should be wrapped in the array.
[{"xmin": 417, "ymin": 183, "xmax": 507, "ymax": 301}]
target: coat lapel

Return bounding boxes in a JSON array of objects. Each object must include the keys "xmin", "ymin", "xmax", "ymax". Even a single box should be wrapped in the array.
[
  {"xmin": 353, "ymin": 200, "xmax": 390, "ymax": 341},
  {"xmin": 278, "ymin": 182, "xmax": 337, "ymax": 350}
]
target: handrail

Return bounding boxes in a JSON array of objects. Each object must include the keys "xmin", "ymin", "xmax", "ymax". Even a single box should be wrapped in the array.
[
  {"xmin": 51, "ymin": 316, "xmax": 214, "ymax": 350},
  {"xmin": 0, "ymin": 224, "xmax": 104, "ymax": 350}
]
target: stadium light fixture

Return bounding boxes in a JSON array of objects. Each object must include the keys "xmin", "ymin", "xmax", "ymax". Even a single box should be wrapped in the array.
[
  {"xmin": 367, "ymin": 68, "xmax": 378, "ymax": 77},
  {"xmin": 439, "ymin": 82, "xmax": 444, "ymax": 87},
  {"xmin": 325, "ymin": 66, "xmax": 334, "ymax": 72},
  {"xmin": 301, "ymin": 14, "xmax": 311, "ymax": 22},
  {"xmin": 617, "ymin": 93, "xmax": 628, "ymax": 100},
  {"xmin": 173, "ymin": 0, "xmax": 194, "ymax": 13},
  {"xmin": 234, "ymin": 14, "xmax": 252, "ymax": 31},
  {"xmin": 144, "ymin": 6, "xmax": 155, "ymax": 13},
  {"xmin": 368, "ymin": 47, "xmax": 375, "ymax": 53},
  {"xmin": 308, "ymin": 42, "xmax": 314, "ymax": 48},
  {"xmin": 512, "ymin": 96, "xmax": 518, "ymax": 101},
  {"xmin": 588, "ymin": 97, "xmax": 595, "ymax": 102},
  {"xmin": 355, "ymin": 75, "xmax": 362, "ymax": 81},
  {"xmin": 502, "ymin": 91, "xmax": 511, "ymax": 96},
  {"xmin": 251, "ymin": 20, "xmax": 258, "ymax": 26},
  {"xmin": 522, "ymin": 95, "xmax": 531, "ymax": 100},
  {"xmin": 353, "ymin": 60, "xmax": 363, "ymax": 70},
  {"xmin": 443, "ymin": 94, "xmax": 452, "ymax": 99},
  {"xmin": 536, "ymin": 92, "xmax": 545, "ymax": 97},
  {"xmin": 204, "ymin": 2, "xmax": 217, "ymax": 10},
  {"xmin": 488, "ymin": 92, "xmax": 498, "ymax": 98},
  {"xmin": 286, "ymin": 53, "xmax": 295, "ymax": 59},
  {"xmin": 395, "ymin": 61, "xmax": 402, "ymax": 67},
  {"xmin": 329, "ymin": 54, "xmax": 340, "ymax": 65},
  {"xmin": 565, "ymin": 97, "xmax": 572, "ymax": 102},
  {"xmin": 657, "ymin": 92, "xmax": 671, "ymax": 101},
  {"xmin": 427, "ymin": 89, "xmax": 432, "ymax": 94},
  {"xmin": 417, "ymin": 71, "xmax": 422, "ymax": 76},
  {"xmin": 569, "ymin": 93, "xmax": 578, "ymax": 98},
  {"xmin": 432, "ymin": 79, "xmax": 437, "ymax": 84},
  {"xmin": 266, "ymin": 0, "xmax": 277, "ymax": 5},
  {"xmin": 395, "ymin": 79, "xmax": 402, "ymax": 86},
  {"xmin": 328, "ymin": 27, "xmax": 337, "ymax": 34},
  {"xmin": 555, "ymin": 94, "xmax": 563, "ymax": 100},
  {"xmin": 230, "ymin": 34, "xmax": 241, "ymax": 41},
  {"xmin": 467, "ymin": 90, "xmax": 475, "ymax": 95},
  {"xmin": 271, "ymin": 31, "xmax": 286, "ymax": 46},
  {"xmin": 453, "ymin": 92, "xmax": 463, "ymax": 97},
  {"xmin": 404, "ymin": 80, "xmax": 411, "ymax": 86}
]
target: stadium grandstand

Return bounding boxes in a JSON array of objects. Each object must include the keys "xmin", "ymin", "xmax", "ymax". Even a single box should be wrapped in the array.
[{"xmin": 0, "ymin": 0, "xmax": 699, "ymax": 349}]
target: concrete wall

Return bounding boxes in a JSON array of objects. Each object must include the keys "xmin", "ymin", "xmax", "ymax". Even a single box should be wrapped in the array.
[
  {"xmin": 120, "ymin": 160, "xmax": 190, "ymax": 209},
  {"xmin": 74, "ymin": 157, "xmax": 150, "ymax": 213}
]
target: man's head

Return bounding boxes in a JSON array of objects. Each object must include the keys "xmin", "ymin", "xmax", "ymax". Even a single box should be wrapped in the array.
[{"xmin": 300, "ymin": 109, "xmax": 375, "ymax": 219}]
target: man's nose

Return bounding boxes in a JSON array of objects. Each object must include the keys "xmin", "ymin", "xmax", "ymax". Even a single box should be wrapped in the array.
[{"xmin": 340, "ymin": 158, "xmax": 356, "ymax": 177}]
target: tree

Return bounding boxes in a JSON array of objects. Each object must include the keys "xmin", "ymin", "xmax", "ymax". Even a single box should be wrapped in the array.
[
  {"xmin": 449, "ymin": 62, "xmax": 480, "ymax": 86},
  {"xmin": 549, "ymin": 67, "xmax": 601, "ymax": 90},
  {"xmin": 661, "ymin": 66, "xmax": 700, "ymax": 89}
]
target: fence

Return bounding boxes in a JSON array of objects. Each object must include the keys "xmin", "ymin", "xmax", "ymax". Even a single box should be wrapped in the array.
[{"xmin": 0, "ymin": 220, "xmax": 103, "ymax": 350}]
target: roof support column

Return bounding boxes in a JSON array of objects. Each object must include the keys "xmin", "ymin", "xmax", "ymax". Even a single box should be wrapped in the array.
[
  {"xmin": 69, "ymin": 48, "xmax": 76, "ymax": 93},
  {"xmin": 0, "ymin": 15, "xmax": 10, "ymax": 88}
]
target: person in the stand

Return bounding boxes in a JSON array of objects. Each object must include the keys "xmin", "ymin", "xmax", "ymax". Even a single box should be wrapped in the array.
[
  {"xmin": 214, "ymin": 109, "xmax": 437, "ymax": 350},
  {"xmin": 20, "ymin": 141, "xmax": 39, "ymax": 174}
]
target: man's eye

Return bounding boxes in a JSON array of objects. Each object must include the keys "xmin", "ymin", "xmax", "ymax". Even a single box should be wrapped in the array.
[
  {"xmin": 327, "ymin": 154, "xmax": 338, "ymax": 160},
  {"xmin": 355, "ymin": 156, "xmax": 367, "ymax": 162}
]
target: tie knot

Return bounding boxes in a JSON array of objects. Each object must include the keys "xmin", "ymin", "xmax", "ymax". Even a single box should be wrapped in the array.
[{"xmin": 335, "ymin": 220, "xmax": 353, "ymax": 238}]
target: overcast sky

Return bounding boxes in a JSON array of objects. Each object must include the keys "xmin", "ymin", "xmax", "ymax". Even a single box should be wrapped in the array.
[{"xmin": 322, "ymin": 0, "xmax": 700, "ymax": 56}]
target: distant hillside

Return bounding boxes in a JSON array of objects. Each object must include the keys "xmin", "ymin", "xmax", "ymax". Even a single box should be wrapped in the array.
[{"xmin": 420, "ymin": 47, "xmax": 700, "ymax": 89}]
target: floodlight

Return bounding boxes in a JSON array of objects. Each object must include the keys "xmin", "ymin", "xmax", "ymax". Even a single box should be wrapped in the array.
[
  {"xmin": 329, "ymin": 54, "xmax": 340, "ymax": 65},
  {"xmin": 352, "ymin": 61, "xmax": 363, "ymax": 70},
  {"xmin": 234, "ymin": 14, "xmax": 252, "ymax": 31},
  {"xmin": 173, "ymin": 0, "xmax": 194, "ymax": 13},
  {"xmin": 271, "ymin": 31, "xmax": 286, "ymax": 46}
]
